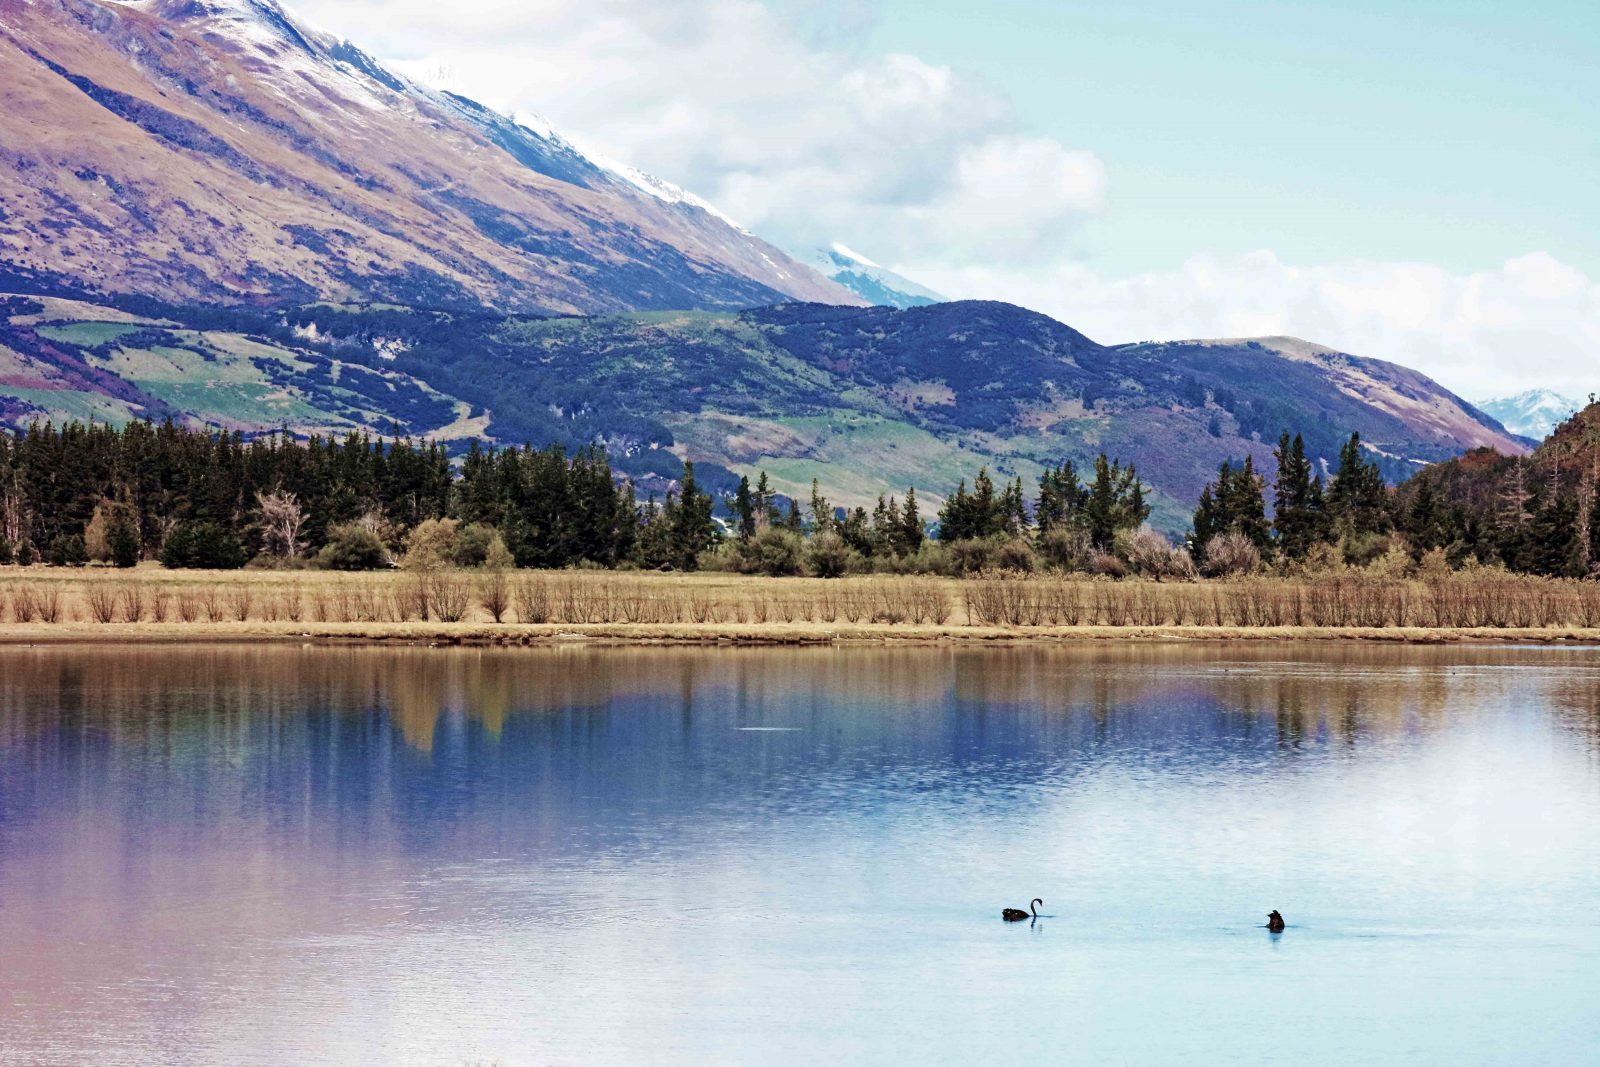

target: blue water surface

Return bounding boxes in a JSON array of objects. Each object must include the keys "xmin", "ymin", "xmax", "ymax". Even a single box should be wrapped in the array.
[{"xmin": 0, "ymin": 643, "xmax": 1596, "ymax": 1064}]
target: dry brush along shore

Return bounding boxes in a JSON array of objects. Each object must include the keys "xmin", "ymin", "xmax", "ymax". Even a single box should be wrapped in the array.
[{"xmin": 2, "ymin": 567, "xmax": 1600, "ymax": 645}]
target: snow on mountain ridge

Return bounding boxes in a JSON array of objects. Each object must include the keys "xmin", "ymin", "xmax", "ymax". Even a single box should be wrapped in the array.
[
  {"xmin": 830, "ymin": 242, "xmax": 882, "ymax": 269},
  {"xmin": 807, "ymin": 245, "xmax": 945, "ymax": 308},
  {"xmin": 1478, "ymin": 389, "xmax": 1583, "ymax": 441},
  {"xmin": 156, "ymin": 0, "xmax": 763, "ymax": 238},
  {"xmin": 7, "ymin": 0, "xmax": 859, "ymax": 310}
]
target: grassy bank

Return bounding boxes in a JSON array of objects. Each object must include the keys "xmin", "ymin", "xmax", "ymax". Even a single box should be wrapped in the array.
[{"xmin": 2, "ymin": 566, "xmax": 1599, "ymax": 645}]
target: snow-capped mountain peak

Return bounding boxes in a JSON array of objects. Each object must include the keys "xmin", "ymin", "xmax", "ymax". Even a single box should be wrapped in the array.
[
  {"xmin": 1478, "ymin": 388, "xmax": 1584, "ymax": 441},
  {"xmin": 829, "ymin": 242, "xmax": 882, "ymax": 269},
  {"xmin": 7, "ymin": 0, "xmax": 859, "ymax": 311},
  {"xmin": 805, "ymin": 245, "xmax": 945, "ymax": 308}
]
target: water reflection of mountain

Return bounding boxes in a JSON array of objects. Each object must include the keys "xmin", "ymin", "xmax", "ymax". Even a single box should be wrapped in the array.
[{"xmin": 0, "ymin": 644, "xmax": 1595, "ymax": 858}]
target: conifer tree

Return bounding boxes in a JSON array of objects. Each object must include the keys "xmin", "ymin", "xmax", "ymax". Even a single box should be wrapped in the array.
[
  {"xmin": 938, "ymin": 480, "xmax": 972, "ymax": 541},
  {"xmin": 1000, "ymin": 476, "xmax": 1028, "ymax": 536},
  {"xmin": 106, "ymin": 508, "xmax": 140, "ymax": 568},
  {"xmin": 1036, "ymin": 459, "xmax": 1087, "ymax": 533},
  {"xmin": 1084, "ymin": 455, "xmax": 1149, "ymax": 547},
  {"xmin": 672, "ymin": 462, "xmax": 716, "ymax": 570},
  {"xmin": 754, "ymin": 471, "xmax": 779, "ymax": 529},
  {"xmin": 1272, "ymin": 432, "xmax": 1325, "ymax": 559},
  {"xmin": 1327, "ymin": 432, "xmax": 1390, "ymax": 537},
  {"xmin": 900, "ymin": 487, "xmax": 924, "ymax": 553},
  {"xmin": 971, "ymin": 469, "xmax": 998, "ymax": 537},
  {"xmin": 733, "ymin": 476, "xmax": 756, "ymax": 540},
  {"xmin": 1192, "ymin": 456, "xmax": 1269, "ymax": 559}
]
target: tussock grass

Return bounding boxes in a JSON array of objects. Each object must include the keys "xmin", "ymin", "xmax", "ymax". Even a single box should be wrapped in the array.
[{"xmin": 0, "ymin": 565, "xmax": 1598, "ymax": 638}]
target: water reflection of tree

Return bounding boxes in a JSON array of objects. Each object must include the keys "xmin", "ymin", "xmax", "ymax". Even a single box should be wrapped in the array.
[
  {"xmin": 0, "ymin": 643, "xmax": 1592, "ymax": 849},
  {"xmin": 0, "ymin": 643, "xmax": 1584, "ymax": 751},
  {"xmin": 1551, "ymin": 675, "xmax": 1600, "ymax": 759}
]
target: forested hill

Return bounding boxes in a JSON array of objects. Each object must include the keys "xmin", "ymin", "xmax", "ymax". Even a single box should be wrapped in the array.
[
  {"xmin": 0, "ymin": 294, "xmax": 1525, "ymax": 533},
  {"xmin": 1396, "ymin": 401, "xmax": 1600, "ymax": 575}
]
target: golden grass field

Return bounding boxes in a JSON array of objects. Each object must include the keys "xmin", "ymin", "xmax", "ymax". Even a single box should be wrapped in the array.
[{"xmin": 2, "ymin": 565, "xmax": 1599, "ymax": 645}]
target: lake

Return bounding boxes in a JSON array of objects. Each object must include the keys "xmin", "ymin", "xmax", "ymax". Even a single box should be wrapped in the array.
[{"xmin": 0, "ymin": 642, "xmax": 1597, "ymax": 1064}]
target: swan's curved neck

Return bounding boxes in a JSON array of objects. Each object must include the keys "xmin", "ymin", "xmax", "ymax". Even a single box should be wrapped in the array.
[{"xmin": 1031, "ymin": 899, "xmax": 1041, "ymax": 917}]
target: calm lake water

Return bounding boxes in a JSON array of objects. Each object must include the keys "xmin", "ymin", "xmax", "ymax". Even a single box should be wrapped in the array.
[{"xmin": 1, "ymin": 643, "xmax": 1598, "ymax": 1065}]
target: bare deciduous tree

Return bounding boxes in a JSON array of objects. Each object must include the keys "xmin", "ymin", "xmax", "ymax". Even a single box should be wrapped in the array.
[{"xmin": 255, "ymin": 490, "xmax": 307, "ymax": 558}]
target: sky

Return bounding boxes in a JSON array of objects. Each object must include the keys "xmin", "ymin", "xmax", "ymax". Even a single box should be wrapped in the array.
[{"xmin": 291, "ymin": 0, "xmax": 1599, "ymax": 401}]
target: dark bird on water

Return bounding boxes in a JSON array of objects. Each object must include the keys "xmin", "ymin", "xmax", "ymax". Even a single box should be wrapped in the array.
[
  {"xmin": 1267, "ymin": 910, "xmax": 1286, "ymax": 932},
  {"xmin": 1003, "ymin": 898, "xmax": 1043, "ymax": 922}
]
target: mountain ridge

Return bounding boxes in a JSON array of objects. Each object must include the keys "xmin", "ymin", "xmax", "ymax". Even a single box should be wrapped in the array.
[
  {"xmin": 0, "ymin": 294, "xmax": 1529, "ymax": 534},
  {"xmin": 1, "ymin": 0, "xmax": 861, "ymax": 313}
]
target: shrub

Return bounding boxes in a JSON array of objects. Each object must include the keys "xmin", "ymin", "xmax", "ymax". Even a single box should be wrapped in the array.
[
  {"xmin": 0, "ymin": 539, "xmax": 11, "ymax": 565},
  {"xmin": 1201, "ymin": 532, "xmax": 1260, "ymax": 578},
  {"xmin": 514, "ymin": 576, "xmax": 551, "ymax": 623},
  {"xmin": 316, "ymin": 523, "xmax": 389, "ymax": 571},
  {"xmin": 1090, "ymin": 551, "xmax": 1128, "ymax": 579},
  {"xmin": 477, "ymin": 571, "xmax": 511, "ymax": 622},
  {"xmin": 402, "ymin": 517, "xmax": 459, "ymax": 572},
  {"xmin": 160, "ymin": 522, "xmax": 247, "ymax": 570},
  {"xmin": 86, "ymin": 583, "xmax": 119, "ymax": 623},
  {"xmin": 1038, "ymin": 526, "xmax": 1093, "ymax": 572},
  {"xmin": 482, "ymin": 533, "xmax": 515, "ymax": 571},
  {"xmin": 1126, "ymin": 525, "xmax": 1192, "ymax": 581},
  {"xmin": 904, "ymin": 542, "xmax": 957, "ymax": 577},
  {"xmin": 46, "ymin": 534, "xmax": 88, "ymax": 567},
  {"xmin": 16, "ymin": 541, "xmax": 36, "ymax": 567},
  {"xmin": 1341, "ymin": 532, "xmax": 1391, "ymax": 568},
  {"xmin": 804, "ymin": 530, "xmax": 853, "ymax": 578},
  {"xmin": 994, "ymin": 537, "xmax": 1037, "ymax": 573},
  {"xmin": 453, "ymin": 523, "xmax": 503, "ymax": 567},
  {"xmin": 1166, "ymin": 548, "xmax": 1198, "ymax": 581},
  {"xmin": 1366, "ymin": 539, "xmax": 1416, "ymax": 579},
  {"xmin": 750, "ymin": 527, "xmax": 805, "ymax": 576},
  {"xmin": 947, "ymin": 538, "xmax": 997, "ymax": 574},
  {"xmin": 429, "ymin": 573, "xmax": 472, "ymax": 622}
]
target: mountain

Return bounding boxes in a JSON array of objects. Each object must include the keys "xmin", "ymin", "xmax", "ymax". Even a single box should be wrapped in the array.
[
  {"xmin": 806, "ymin": 244, "xmax": 945, "ymax": 308},
  {"xmin": 0, "ymin": 295, "xmax": 1528, "ymax": 532},
  {"xmin": 0, "ymin": 0, "xmax": 859, "ymax": 314},
  {"xmin": 1477, "ymin": 389, "xmax": 1582, "ymax": 441},
  {"xmin": 0, "ymin": 0, "xmax": 1532, "ymax": 528}
]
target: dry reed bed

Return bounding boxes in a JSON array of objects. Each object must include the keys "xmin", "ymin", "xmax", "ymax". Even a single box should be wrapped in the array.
[{"xmin": 1, "ymin": 568, "xmax": 1599, "ymax": 632}]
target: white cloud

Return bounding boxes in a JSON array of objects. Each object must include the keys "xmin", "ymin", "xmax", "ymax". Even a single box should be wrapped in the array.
[
  {"xmin": 285, "ymin": 0, "xmax": 1596, "ymax": 402},
  {"xmin": 289, "ymin": 0, "xmax": 1102, "ymax": 263},
  {"xmin": 912, "ymin": 251, "xmax": 1600, "ymax": 401}
]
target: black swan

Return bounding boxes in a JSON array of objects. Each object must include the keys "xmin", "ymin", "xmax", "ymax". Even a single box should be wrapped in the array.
[
  {"xmin": 1267, "ymin": 910, "xmax": 1285, "ymax": 932},
  {"xmin": 1003, "ymin": 898, "xmax": 1042, "ymax": 922}
]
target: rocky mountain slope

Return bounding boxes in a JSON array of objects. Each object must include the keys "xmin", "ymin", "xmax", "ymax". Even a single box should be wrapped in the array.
[
  {"xmin": 0, "ymin": 295, "xmax": 1528, "ymax": 531},
  {"xmin": 0, "ymin": 0, "xmax": 859, "ymax": 313}
]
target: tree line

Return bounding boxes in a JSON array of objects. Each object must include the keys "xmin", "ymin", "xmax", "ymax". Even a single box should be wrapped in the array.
[
  {"xmin": 0, "ymin": 420, "xmax": 1160, "ymax": 574},
  {"xmin": 4, "ymin": 417, "xmax": 1593, "ymax": 578},
  {"xmin": 1188, "ymin": 428, "xmax": 1600, "ymax": 578}
]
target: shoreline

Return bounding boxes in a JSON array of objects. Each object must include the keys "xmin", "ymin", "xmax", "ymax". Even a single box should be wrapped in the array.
[{"xmin": 3, "ymin": 621, "xmax": 1600, "ymax": 647}]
